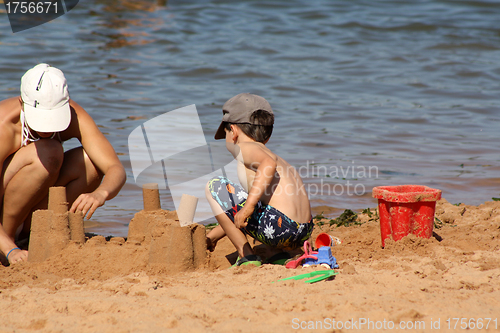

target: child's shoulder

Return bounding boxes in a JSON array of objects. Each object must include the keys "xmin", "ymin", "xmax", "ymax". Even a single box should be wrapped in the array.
[
  {"xmin": 239, "ymin": 141, "xmax": 275, "ymax": 155},
  {"xmin": 238, "ymin": 141, "xmax": 277, "ymax": 163}
]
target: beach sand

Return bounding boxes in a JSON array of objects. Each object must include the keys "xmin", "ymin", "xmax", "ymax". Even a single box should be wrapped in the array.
[{"xmin": 0, "ymin": 198, "xmax": 499, "ymax": 332}]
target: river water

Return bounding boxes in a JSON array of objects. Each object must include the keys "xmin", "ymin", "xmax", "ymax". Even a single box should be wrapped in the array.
[{"xmin": 1, "ymin": 0, "xmax": 500, "ymax": 236}]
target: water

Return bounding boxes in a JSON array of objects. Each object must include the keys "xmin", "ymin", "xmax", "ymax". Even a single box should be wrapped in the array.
[{"xmin": 1, "ymin": 0, "xmax": 500, "ymax": 237}]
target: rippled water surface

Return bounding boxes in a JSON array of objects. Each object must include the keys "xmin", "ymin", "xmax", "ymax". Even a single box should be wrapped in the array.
[{"xmin": 1, "ymin": 0, "xmax": 500, "ymax": 236}]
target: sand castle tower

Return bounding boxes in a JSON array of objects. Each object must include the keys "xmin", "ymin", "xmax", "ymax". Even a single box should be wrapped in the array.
[
  {"xmin": 28, "ymin": 187, "xmax": 85, "ymax": 262},
  {"xmin": 127, "ymin": 183, "xmax": 206, "ymax": 271}
]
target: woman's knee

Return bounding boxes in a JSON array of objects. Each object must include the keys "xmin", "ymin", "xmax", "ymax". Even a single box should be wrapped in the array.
[
  {"xmin": 34, "ymin": 139, "xmax": 64, "ymax": 174},
  {"xmin": 61, "ymin": 147, "xmax": 102, "ymax": 185}
]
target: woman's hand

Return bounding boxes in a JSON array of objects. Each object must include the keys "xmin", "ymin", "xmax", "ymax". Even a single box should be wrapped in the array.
[{"xmin": 70, "ymin": 191, "xmax": 106, "ymax": 219}]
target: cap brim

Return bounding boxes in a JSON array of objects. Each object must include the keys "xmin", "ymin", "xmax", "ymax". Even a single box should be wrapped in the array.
[
  {"xmin": 24, "ymin": 101, "xmax": 71, "ymax": 133},
  {"xmin": 214, "ymin": 121, "xmax": 226, "ymax": 140}
]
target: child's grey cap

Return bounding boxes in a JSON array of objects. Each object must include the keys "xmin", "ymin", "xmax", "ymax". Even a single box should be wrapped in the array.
[{"xmin": 214, "ymin": 93, "xmax": 274, "ymax": 140}]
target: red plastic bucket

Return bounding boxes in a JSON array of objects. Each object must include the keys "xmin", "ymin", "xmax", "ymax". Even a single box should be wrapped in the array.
[{"xmin": 372, "ymin": 185, "xmax": 441, "ymax": 247}]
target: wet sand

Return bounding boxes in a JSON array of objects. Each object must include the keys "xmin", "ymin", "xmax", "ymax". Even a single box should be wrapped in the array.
[{"xmin": 0, "ymin": 198, "xmax": 499, "ymax": 332}]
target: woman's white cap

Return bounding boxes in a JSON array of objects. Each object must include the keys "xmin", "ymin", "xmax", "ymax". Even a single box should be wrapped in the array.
[{"xmin": 20, "ymin": 63, "xmax": 71, "ymax": 133}]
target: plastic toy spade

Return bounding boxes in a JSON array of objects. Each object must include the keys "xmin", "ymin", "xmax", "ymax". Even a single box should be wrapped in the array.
[{"xmin": 276, "ymin": 270, "xmax": 338, "ymax": 284}]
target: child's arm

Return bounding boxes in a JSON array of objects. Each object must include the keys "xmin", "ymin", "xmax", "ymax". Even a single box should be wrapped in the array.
[{"xmin": 234, "ymin": 143, "xmax": 277, "ymax": 229}]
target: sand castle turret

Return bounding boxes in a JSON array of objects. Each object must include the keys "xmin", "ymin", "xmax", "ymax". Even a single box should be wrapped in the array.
[
  {"xmin": 28, "ymin": 187, "xmax": 85, "ymax": 262},
  {"xmin": 127, "ymin": 183, "xmax": 206, "ymax": 271}
]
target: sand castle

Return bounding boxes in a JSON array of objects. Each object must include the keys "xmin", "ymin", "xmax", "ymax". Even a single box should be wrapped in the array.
[
  {"xmin": 28, "ymin": 184, "xmax": 207, "ymax": 271},
  {"xmin": 28, "ymin": 187, "xmax": 85, "ymax": 262},
  {"xmin": 128, "ymin": 183, "xmax": 206, "ymax": 271}
]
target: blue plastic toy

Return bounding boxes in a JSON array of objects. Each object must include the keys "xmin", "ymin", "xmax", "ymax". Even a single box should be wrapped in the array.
[{"xmin": 304, "ymin": 246, "xmax": 339, "ymax": 269}]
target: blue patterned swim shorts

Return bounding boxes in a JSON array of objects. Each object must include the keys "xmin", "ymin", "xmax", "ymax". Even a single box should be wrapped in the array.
[{"xmin": 207, "ymin": 176, "xmax": 314, "ymax": 250}]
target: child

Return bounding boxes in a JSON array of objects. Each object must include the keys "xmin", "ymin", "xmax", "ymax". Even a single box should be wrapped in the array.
[{"xmin": 205, "ymin": 93, "xmax": 314, "ymax": 266}]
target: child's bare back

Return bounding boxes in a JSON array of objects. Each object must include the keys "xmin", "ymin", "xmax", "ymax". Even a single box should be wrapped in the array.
[{"xmin": 234, "ymin": 141, "xmax": 311, "ymax": 225}]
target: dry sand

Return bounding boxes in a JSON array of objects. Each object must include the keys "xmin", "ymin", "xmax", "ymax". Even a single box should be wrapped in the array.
[{"xmin": 0, "ymin": 198, "xmax": 499, "ymax": 332}]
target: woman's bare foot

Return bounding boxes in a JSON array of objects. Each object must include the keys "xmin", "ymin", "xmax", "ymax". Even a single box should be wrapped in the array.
[{"xmin": 7, "ymin": 248, "xmax": 28, "ymax": 265}]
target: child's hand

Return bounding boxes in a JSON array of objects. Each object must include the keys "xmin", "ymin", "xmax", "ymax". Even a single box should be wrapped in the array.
[{"xmin": 234, "ymin": 205, "xmax": 253, "ymax": 229}]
